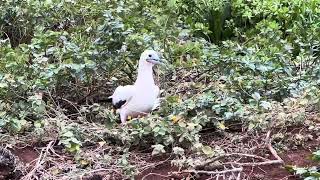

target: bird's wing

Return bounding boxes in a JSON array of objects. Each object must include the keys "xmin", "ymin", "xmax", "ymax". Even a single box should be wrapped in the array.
[
  {"xmin": 109, "ymin": 85, "xmax": 135, "ymax": 109},
  {"xmin": 152, "ymin": 86, "xmax": 160, "ymax": 110}
]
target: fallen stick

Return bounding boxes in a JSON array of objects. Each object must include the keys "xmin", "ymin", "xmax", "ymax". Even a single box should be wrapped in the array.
[
  {"xmin": 196, "ymin": 153, "xmax": 270, "ymax": 170},
  {"xmin": 189, "ymin": 130, "xmax": 284, "ymax": 177},
  {"xmin": 79, "ymin": 168, "xmax": 123, "ymax": 180},
  {"xmin": 171, "ymin": 167, "xmax": 243, "ymax": 175},
  {"xmin": 266, "ymin": 130, "xmax": 284, "ymax": 164},
  {"xmin": 222, "ymin": 159, "xmax": 284, "ymax": 167},
  {"xmin": 141, "ymin": 173, "xmax": 170, "ymax": 180}
]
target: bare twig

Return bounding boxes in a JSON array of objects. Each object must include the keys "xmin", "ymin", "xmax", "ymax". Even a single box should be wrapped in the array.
[
  {"xmin": 171, "ymin": 167, "xmax": 243, "ymax": 175},
  {"xmin": 79, "ymin": 168, "xmax": 122, "ymax": 180},
  {"xmin": 265, "ymin": 130, "xmax": 284, "ymax": 164},
  {"xmin": 191, "ymin": 130, "xmax": 284, "ymax": 179},
  {"xmin": 138, "ymin": 155, "xmax": 172, "ymax": 174},
  {"xmin": 222, "ymin": 160, "xmax": 284, "ymax": 167},
  {"xmin": 141, "ymin": 173, "xmax": 170, "ymax": 180},
  {"xmin": 196, "ymin": 153, "xmax": 270, "ymax": 170}
]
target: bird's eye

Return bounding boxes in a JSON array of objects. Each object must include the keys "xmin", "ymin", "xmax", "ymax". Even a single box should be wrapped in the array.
[{"xmin": 148, "ymin": 54, "xmax": 152, "ymax": 57}]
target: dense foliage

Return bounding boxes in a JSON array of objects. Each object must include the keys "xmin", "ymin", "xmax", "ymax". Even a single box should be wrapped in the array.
[{"xmin": 0, "ymin": 0, "xmax": 319, "ymax": 179}]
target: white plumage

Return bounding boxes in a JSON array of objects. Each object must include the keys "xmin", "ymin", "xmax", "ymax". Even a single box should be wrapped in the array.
[
  {"xmin": 109, "ymin": 50, "xmax": 162, "ymax": 124},
  {"xmin": 111, "ymin": 85, "xmax": 134, "ymax": 106}
]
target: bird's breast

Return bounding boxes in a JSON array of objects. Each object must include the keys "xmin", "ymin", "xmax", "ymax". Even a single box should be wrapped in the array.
[{"xmin": 122, "ymin": 86, "xmax": 158, "ymax": 114}]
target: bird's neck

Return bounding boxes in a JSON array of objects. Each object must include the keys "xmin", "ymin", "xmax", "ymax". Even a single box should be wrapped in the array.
[{"xmin": 135, "ymin": 61, "xmax": 155, "ymax": 87}]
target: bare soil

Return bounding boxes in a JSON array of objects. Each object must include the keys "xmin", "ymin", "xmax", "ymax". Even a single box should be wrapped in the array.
[
  {"xmin": 12, "ymin": 147, "xmax": 39, "ymax": 166},
  {"xmin": 1, "ymin": 126, "xmax": 319, "ymax": 180}
]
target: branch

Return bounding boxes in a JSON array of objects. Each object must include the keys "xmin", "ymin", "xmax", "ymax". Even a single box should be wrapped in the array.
[
  {"xmin": 141, "ymin": 173, "xmax": 169, "ymax": 180},
  {"xmin": 196, "ymin": 153, "xmax": 270, "ymax": 170},
  {"xmin": 223, "ymin": 160, "xmax": 284, "ymax": 167},
  {"xmin": 195, "ymin": 130, "xmax": 284, "ymax": 172},
  {"xmin": 171, "ymin": 167, "xmax": 243, "ymax": 175},
  {"xmin": 266, "ymin": 130, "xmax": 284, "ymax": 164}
]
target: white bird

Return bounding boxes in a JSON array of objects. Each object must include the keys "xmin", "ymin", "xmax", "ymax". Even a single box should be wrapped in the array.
[{"xmin": 108, "ymin": 50, "xmax": 163, "ymax": 124}]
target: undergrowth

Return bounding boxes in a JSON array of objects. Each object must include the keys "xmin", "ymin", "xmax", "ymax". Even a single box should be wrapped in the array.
[{"xmin": 0, "ymin": 0, "xmax": 319, "ymax": 179}]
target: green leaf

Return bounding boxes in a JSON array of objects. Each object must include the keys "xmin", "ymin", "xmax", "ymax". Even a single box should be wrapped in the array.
[
  {"xmin": 312, "ymin": 150, "xmax": 320, "ymax": 161},
  {"xmin": 294, "ymin": 167, "xmax": 308, "ymax": 175},
  {"xmin": 173, "ymin": 147, "xmax": 185, "ymax": 155},
  {"xmin": 0, "ymin": 83, "xmax": 8, "ymax": 88},
  {"xmin": 248, "ymin": 123, "xmax": 255, "ymax": 130},
  {"xmin": 224, "ymin": 112, "xmax": 233, "ymax": 120},
  {"xmin": 167, "ymin": 0, "xmax": 177, "ymax": 8},
  {"xmin": 68, "ymin": 143, "xmax": 81, "ymax": 153},
  {"xmin": 260, "ymin": 101, "xmax": 271, "ymax": 110},
  {"xmin": 0, "ymin": 118, "xmax": 8, "ymax": 127},
  {"xmin": 63, "ymin": 131, "xmax": 74, "ymax": 138},
  {"xmin": 153, "ymin": 126, "xmax": 160, "ymax": 133},
  {"xmin": 252, "ymin": 92, "xmax": 261, "ymax": 101},
  {"xmin": 0, "ymin": 111, "xmax": 6, "ymax": 117},
  {"xmin": 151, "ymin": 144, "xmax": 166, "ymax": 156},
  {"xmin": 202, "ymin": 146, "xmax": 214, "ymax": 157},
  {"xmin": 216, "ymin": 122, "xmax": 226, "ymax": 130},
  {"xmin": 34, "ymin": 121, "xmax": 42, "ymax": 128},
  {"xmin": 158, "ymin": 129, "xmax": 166, "ymax": 136}
]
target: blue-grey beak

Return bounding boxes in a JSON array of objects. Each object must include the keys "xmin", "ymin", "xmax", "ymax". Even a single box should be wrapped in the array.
[{"xmin": 146, "ymin": 57, "xmax": 163, "ymax": 65}]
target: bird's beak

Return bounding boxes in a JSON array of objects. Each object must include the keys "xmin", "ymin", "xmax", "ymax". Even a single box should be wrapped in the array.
[{"xmin": 146, "ymin": 58, "xmax": 163, "ymax": 65}]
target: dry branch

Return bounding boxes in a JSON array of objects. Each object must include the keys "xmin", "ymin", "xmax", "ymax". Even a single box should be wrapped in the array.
[
  {"xmin": 222, "ymin": 160, "xmax": 284, "ymax": 167},
  {"xmin": 171, "ymin": 167, "xmax": 243, "ymax": 175},
  {"xmin": 266, "ymin": 131, "xmax": 284, "ymax": 164},
  {"xmin": 190, "ymin": 130, "xmax": 284, "ymax": 178},
  {"xmin": 79, "ymin": 168, "xmax": 122, "ymax": 180},
  {"xmin": 196, "ymin": 153, "xmax": 270, "ymax": 170},
  {"xmin": 141, "ymin": 173, "xmax": 170, "ymax": 180}
]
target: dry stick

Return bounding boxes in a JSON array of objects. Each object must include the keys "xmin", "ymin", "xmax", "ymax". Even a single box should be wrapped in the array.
[
  {"xmin": 221, "ymin": 160, "xmax": 284, "ymax": 167},
  {"xmin": 176, "ymin": 131, "xmax": 284, "ymax": 179},
  {"xmin": 265, "ymin": 130, "xmax": 284, "ymax": 164},
  {"xmin": 139, "ymin": 155, "xmax": 172, "ymax": 174},
  {"xmin": 79, "ymin": 168, "xmax": 122, "ymax": 180},
  {"xmin": 141, "ymin": 173, "xmax": 170, "ymax": 180},
  {"xmin": 196, "ymin": 153, "xmax": 269, "ymax": 170},
  {"xmin": 171, "ymin": 167, "xmax": 243, "ymax": 175},
  {"xmin": 21, "ymin": 141, "xmax": 54, "ymax": 180},
  {"xmin": 198, "ymin": 131, "xmax": 284, "ymax": 170}
]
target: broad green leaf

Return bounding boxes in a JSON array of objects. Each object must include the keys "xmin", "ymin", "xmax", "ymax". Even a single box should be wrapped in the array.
[
  {"xmin": 252, "ymin": 92, "xmax": 261, "ymax": 101},
  {"xmin": 202, "ymin": 146, "xmax": 214, "ymax": 157},
  {"xmin": 151, "ymin": 144, "xmax": 166, "ymax": 156},
  {"xmin": 216, "ymin": 121, "xmax": 226, "ymax": 130},
  {"xmin": 173, "ymin": 147, "xmax": 185, "ymax": 155},
  {"xmin": 63, "ymin": 131, "xmax": 74, "ymax": 138},
  {"xmin": 294, "ymin": 167, "xmax": 308, "ymax": 175},
  {"xmin": 260, "ymin": 101, "xmax": 271, "ymax": 110}
]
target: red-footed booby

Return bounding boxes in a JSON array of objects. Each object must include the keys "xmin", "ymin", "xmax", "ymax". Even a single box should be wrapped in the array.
[{"xmin": 109, "ymin": 50, "xmax": 162, "ymax": 124}]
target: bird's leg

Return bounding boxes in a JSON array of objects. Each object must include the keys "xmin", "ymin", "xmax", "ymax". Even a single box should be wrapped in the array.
[{"xmin": 120, "ymin": 110, "xmax": 127, "ymax": 124}]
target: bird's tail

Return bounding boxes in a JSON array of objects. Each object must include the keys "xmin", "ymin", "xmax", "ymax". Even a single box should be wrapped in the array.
[
  {"xmin": 106, "ymin": 97, "xmax": 113, "ymax": 103},
  {"xmin": 94, "ymin": 96, "xmax": 113, "ymax": 103}
]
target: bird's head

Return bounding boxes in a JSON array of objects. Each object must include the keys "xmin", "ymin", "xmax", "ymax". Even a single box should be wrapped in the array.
[{"xmin": 140, "ymin": 50, "xmax": 162, "ymax": 65}]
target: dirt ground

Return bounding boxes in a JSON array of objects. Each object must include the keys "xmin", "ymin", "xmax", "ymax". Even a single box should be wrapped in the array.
[
  {"xmin": 1, "ymin": 123, "xmax": 319, "ymax": 180},
  {"xmin": 0, "ymin": 137, "xmax": 316, "ymax": 180}
]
